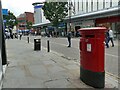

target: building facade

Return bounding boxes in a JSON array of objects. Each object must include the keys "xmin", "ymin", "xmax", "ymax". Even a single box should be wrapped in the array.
[
  {"xmin": 32, "ymin": 2, "xmax": 50, "ymax": 35},
  {"xmin": 17, "ymin": 12, "xmax": 34, "ymax": 30},
  {"xmin": 32, "ymin": 2, "xmax": 50, "ymax": 26},
  {"xmin": 66, "ymin": 0, "xmax": 120, "ymax": 37}
]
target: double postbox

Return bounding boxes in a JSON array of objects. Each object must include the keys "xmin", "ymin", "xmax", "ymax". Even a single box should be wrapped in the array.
[{"xmin": 79, "ymin": 27, "xmax": 107, "ymax": 88}]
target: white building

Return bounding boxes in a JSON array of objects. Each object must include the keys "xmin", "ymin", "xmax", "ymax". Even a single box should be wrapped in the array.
[
  {"xmin": 32, "ymin": 2, "xmax": 50, "ymax": 27},
  {"xmin": 66, "ymin": 0, "xmax": 120, "ymax": 37}
]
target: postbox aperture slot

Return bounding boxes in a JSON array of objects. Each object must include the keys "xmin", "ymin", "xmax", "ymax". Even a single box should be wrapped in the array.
[{"xmin": 85, "ymin": 35, "xmax": 94, "ymax": 38}]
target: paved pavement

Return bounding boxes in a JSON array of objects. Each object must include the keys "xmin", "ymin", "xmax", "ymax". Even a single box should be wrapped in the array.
[
  {"xmin": 1, "ymin": 38, "xmax": 119, "ymax": 89},
  {"xmin": 23, "ymin": 36, "xmax": 119, "ymax": 77}
]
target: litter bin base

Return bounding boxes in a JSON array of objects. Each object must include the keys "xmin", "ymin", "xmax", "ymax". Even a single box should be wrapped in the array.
[
  {"xmin": 34, "ymin": 44, "xmax": 40, "ymax": 51},
  {"xmin": 80, "ymin": 66, "xmax": 105, "ymax": 88}
]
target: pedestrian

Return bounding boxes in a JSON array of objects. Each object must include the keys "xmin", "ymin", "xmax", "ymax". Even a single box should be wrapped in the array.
[
  {"xmin": 19, "ymin": 32, "xmax": 22, "ymax": 40},
  {"xmin": 67, "ymin": 31, "xmax": 72, "ymax": 47},
  {"xmin": 105, "ymin": 29, "xmax": 110, "ymax": 48},
  {"xmin": 35, "ymin": 31, "xmax": 37, "ymax": 36},
  {"xmin": 6, "ymin": 31, "xmax": 10, "ymax": 39},
  {"xmin": 108, "ymin": 27, "xmax": 114, "ymax": 47}
]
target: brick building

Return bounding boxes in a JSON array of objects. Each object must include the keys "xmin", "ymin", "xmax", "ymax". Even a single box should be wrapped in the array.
[{"xmin": 17, "ymin": 12, "xmax": 34, "ymax": 30}]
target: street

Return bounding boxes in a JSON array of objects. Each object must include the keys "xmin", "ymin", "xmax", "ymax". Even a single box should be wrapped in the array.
[{"xmin": 22, "ymin": 36, "xmax": 119, "ymax": 79}]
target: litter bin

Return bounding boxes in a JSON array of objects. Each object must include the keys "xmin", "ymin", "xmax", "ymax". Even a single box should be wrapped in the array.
[
  {"xmin": 79, "ymin": 27, "xmax": 107, "ymax": 88},
  {"xmin": 34, "ymin": 38, "xmax": 41, "ymax": 51}
]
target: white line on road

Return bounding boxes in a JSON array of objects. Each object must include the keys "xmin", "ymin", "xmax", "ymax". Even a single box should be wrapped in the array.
[{"xmin": 105, "ymin": 53, "xmax": 119, "ymax": 58}]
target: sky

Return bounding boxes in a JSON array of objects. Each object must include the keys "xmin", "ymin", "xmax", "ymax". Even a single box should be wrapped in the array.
[{"xmin": 1, "ymin": 0, "xmax": 45, "ymax": 17}]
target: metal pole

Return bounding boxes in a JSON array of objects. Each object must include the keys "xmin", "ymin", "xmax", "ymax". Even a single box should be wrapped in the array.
[
  {"xmin": 0, "ymin": 0, "xmax": 7, "ymax": 65},
  {"xmin": 69, "ymin": 1, "xmax": 72, "ymax": 32}
]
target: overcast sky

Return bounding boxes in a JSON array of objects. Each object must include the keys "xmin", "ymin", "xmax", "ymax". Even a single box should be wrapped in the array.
[{"xmin": 1, "ymin": 0, "xmax": 45, "ymax": 17}]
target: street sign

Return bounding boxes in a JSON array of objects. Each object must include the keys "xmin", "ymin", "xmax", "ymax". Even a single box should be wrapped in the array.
[{"xmin": 2, "ymin": 9, "xmax": 8, "ymax": 15}]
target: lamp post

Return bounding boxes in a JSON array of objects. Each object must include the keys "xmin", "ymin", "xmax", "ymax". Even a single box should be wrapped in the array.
[
  {"xmin": 69, "ymin": 1, "xmax": 72, "ymax": 32},
  {"xmin": 0, "ymin": 0, "xmax": 7, "ymax": 65}
]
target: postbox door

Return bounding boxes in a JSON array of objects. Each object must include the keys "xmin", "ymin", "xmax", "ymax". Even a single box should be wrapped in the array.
[{"xmin": 81, "ymin": 37, "xmax": 99, "ymax": 72}]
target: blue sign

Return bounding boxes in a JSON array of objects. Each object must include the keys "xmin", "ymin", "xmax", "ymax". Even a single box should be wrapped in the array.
[
  {"xmin": 59, "ymin": 23, "xmax": 65, "ymax": 27},
  {"xmin": 34, "ymin": 5, "xmax": 43, "ymax": 9},
  {"xmin": 2, "ymin": 9, "xmax": 8, "ymax": 15}
]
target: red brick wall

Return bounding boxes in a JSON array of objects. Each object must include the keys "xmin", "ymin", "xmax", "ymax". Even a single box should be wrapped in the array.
[
  {"xmin": 25, "ymin": 12, "xmax": 34, "ymax": 24},
  {"xmin": 17, "ymin": 12, "xmax": 34, "ymax": 30}
]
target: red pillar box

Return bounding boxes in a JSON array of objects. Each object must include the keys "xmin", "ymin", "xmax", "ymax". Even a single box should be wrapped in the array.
[{"xmin": 79, "ymin": 27, "xmax": 107, "ymax": 88}]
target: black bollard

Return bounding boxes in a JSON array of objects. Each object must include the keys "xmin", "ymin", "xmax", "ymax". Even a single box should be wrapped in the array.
[
  {"xmin": 27, "ymin": 36, "xmax": 29, "ymax": 43},
  {"xmin": 47, "ymin": 40, "xmax": 50, "ymax": 52},
  {"xmin": 40, "ymin": 39, "xmax": 41, "ymax": 51}
]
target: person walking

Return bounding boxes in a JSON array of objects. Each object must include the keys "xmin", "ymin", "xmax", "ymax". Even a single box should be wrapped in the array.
[
  {"xmin": 67, "ymin": 31, "xmax": 72, "ymax": 47},
  {"xmin": 19, "ymin": 32, "xmax": 22, "ymax": 40},
  {"xmin": 108, "ymin": 28, "xmax": 114, "ymax": 47},
  {"xmin": 105, "ymin": 29, "xmax": 110, "ymax": 48}
]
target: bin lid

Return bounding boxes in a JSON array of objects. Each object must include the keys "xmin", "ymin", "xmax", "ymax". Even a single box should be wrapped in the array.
[{"xmin": 78, "ymin": 27, "xmax": 107, "ymax": 32}]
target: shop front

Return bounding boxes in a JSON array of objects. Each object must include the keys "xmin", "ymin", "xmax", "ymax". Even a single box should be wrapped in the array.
[{"xmin": 95, "ymin": 16, "xmax": 120, "ymax": 39}]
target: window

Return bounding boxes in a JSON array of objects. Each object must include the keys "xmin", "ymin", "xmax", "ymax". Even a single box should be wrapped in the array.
[
  {"xmin": 83, "ymin": 0, "xmax": 87, "ymax": 13},
  {"xmin": 88, "ymin": 0, "xmax": 92, "ymax": 12},
  {"xmin": 105, "ymin": 0, "xmax": 110, "ymax": 8},
  {"xmin": 112, "ymin": 0, "xmax": 119, "ymax": 7},
  {"xmin": 93, "ymin": 0, "xmax": 97, "ymax": 11},
  {"xmin": 98, "ymin": 0, "xmax": 104, "ymax": 10}
]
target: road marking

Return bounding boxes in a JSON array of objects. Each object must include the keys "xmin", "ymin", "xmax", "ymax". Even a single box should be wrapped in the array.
[
  {"xmin": 105, "ymin": 53, "xmax": 119, "ymax": 58},
  {"xmin": 50, "ymin": 41, "xmax": 67, "ymax": 46},
  {"xmin": 106, "ymin": 72, "xmax": 120, "ymax": 83}
]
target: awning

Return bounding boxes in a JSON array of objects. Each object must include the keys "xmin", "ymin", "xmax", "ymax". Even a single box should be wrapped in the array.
[{"xmin": 32, "ymin": 22, "xmax": 51, "ymax": 27}]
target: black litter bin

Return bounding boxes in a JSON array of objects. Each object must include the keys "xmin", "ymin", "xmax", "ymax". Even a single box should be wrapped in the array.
[{"xmin": 34, "ymin": 39, "xmax": 41, "ymax": 51}]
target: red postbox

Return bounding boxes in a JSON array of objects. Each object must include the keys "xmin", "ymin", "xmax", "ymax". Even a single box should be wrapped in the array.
[{"xmin": 79, "ymin": 27, "xmax": 107, "ymax": 88}]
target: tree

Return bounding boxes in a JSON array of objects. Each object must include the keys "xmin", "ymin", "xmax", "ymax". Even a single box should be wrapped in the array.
[
  {"xmin": 26, "ymin": 21, "xmax": 33, "ymax": 29},
  {"xmin": 3, "ymin": 11, "xmax": 18, "ymax": 28},
  {"xmin": 42, "ymin": 2, "xmax": 68, "ymax": 35}
]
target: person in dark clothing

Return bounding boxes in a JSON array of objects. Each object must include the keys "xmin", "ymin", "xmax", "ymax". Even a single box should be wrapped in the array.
[
  {"xmin": 67, "ymin": 31, "xmax": 72, "ymax": 47},
  {"xmin": 19, "ymin": 32, "xmax": 22, "ymax": 40},
  {"xmin": 105, "ymin": 30, "xmax": 110, "ymax": 48}
]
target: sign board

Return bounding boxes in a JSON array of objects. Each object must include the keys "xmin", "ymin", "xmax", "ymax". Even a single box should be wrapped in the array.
[{"xmin": 2, "ymin": 9, "xmax": 8, "ymax": 15}]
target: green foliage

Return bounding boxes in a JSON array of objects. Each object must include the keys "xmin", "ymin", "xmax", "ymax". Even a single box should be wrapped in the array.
[
  {"xmin": 26, "ymin": 21, "xmax": 33, "ymax": 29},
  {"xmin": 3, "ymin": 11, "xmax": 18, "ymax": 28},
  {"xmin": 42, "ymin": 2, "xmax": 68, "ymax": 28}
]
